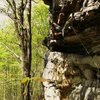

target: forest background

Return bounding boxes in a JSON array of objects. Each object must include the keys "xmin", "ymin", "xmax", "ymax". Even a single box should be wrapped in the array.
[{"xmin": 0, "ymin": 0, "xmax": 48, "ymax": 99}]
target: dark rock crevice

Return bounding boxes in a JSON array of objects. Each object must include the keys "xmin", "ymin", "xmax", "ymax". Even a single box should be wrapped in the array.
[{"xmin": 43, "ymin": 0, "xmax": 100, "ymax": 54}]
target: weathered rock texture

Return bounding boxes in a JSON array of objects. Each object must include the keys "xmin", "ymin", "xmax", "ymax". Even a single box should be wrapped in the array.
[{"xmin": 42, "ymin": 0, "xmax": 100, "ymax": 100}]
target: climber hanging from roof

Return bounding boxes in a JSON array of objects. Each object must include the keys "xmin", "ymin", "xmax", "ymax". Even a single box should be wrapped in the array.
[{"xmin": 50, "ymin": 0, "xmax": 66, "ymax": 38}]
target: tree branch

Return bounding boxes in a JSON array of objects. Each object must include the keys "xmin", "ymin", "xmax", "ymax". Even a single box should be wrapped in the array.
[
  {"xmin": 0, "ymin": 8, "xmax": 14, "ymax": 20},
  {"xmin": 6, "ymin": 0, "xmax": 15, "ymax": 12},
  {"xmin": 0, "ymin": 42, "xmax": 21, "ymax": 61},
  {"xmin": 23, "ymin": 0, "xmax": 28, "ymax": 10},
  {"xmin": 12, "ymin": 0, "xmax": 16, "ymax": 10}
]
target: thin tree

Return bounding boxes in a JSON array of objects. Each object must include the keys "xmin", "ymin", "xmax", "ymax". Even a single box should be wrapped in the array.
[{"xmin": 0, "ymin": 0, "xmax": 32, "ymax": 99}]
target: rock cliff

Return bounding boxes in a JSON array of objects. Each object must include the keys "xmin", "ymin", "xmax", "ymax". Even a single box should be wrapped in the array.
[{"xmin": 42, "ymin": 0, "xmax": 100, "ymax": 100}]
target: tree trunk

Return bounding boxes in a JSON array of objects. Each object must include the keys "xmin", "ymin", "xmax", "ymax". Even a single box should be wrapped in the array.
[
  {"xmin": 1, "ymin": 0, "xmax": 32, "ymax": 100},
  {"xmin": 42, "ymin": 0, "xmax": 100, "ymax": 100},
  {"xmin": 21, "ymin": 0, "xmax": 32, "ymax": 100}
]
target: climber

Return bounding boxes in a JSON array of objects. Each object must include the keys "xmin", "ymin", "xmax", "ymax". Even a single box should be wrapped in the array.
[
  {"xmin": 51, "ymin": 12, "xmax": 65, "ymax": 37},
  {"xmin": 53, "ymin": 23, "xmax": 62, "ymax": 33},
  {"xmin": 57, "ymin": 12, "xmax": 65, "ymax": 24}
]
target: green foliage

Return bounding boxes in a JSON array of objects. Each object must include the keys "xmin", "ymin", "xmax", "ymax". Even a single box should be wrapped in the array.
[
  {"xmin": 31, "ymin": 2, "xmax": 49, "ymax": 98},
  {"xmin": 31, "ymin": 1, "xmax": 49, "ymax": 72},
  {"xmin": 0, "ymin": 19, "xmax": 22, "ymax": 100},
  {"xmin": 0, "ymin": 1, "xmax": 49, "ymax": 99}
]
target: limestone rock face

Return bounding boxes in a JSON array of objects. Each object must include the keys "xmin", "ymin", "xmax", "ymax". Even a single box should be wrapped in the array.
[
  {"xmin": 42, "ymin": 52, "xmax": 100, "ymax": 100},
  {"xmin": 42, "ymin": 0, "xmax": 100, "ymax": 100}
]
